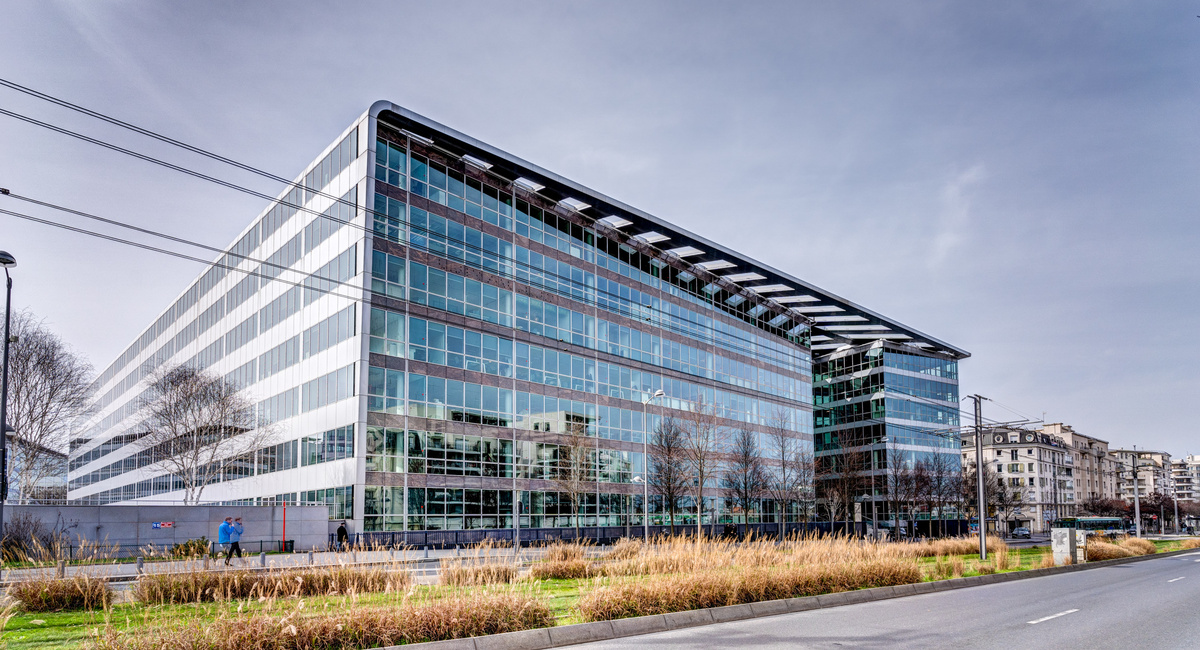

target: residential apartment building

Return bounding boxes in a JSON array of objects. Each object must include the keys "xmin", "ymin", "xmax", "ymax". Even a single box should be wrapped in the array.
[
  {"xmin": 1112, "ymin": 449, "xmax": 1173, "ymax": 502},
  {"xmin": 961, "ymin": 427, "xmax": 1073, "ymax": 533},
  {"xmin": 1040, "ymin": 423, "xmax": 1120, "ymax": 503},
  {"xmin": 1171, "ymin": 455, "xmax": 1199, "ymax": 503},
  {"xmin": 67, "ymin": 101, "xmax": 966, "ymax": 535}
]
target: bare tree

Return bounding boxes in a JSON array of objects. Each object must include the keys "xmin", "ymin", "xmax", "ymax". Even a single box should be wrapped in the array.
[
  {"xmin": 992, "ymin": 476, "xmax": 1025, "ymax": 537},
  {"xmin": 1, "ymin": 311, "xmax": 93, "ymax": 502},
  {"xmin": 925, "ymin": 451, "xmax": 956, "ymax": 537},
  {"xmin": 139, "ymin": 365, "xmax": 273, "ymax": 504},
  {"xmin": 765, "ymin": 409, "xmax": 799, "ymax": 525},
  {"xmin": 824, "ymin": 430, "xmax": 868, "ymax": 532},
  {"xmin": 961, "ymin": 458, "xmax": 999, "ymax": 528},
  {"xmin": 910, "ymin": 459, "xmax": 932, "ymax": 538},
  {"xmin": 790, "ymin": 447, "xmax": 817, "ymax": 524},
  {"xmin": 647, "ymin": 415, "xmax": 688, "ymax": 534},
  {"xmin": 680, "ymin": 396, "xmax": 724, "ymax": 538},
  {"xmin": 723, "ymin": 428, "xmax": 769, "ymax": 525},
  {"xmin": 550, "ymin": 414, "xmax": 595, "ymax": 539},
  {"xmin": 884, "ymin": 446, "xmax": 914, "ymax": 539}
]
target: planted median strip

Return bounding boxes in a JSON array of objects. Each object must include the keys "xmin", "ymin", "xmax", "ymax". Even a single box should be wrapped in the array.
[{"xmin": 2, "ymin": 535, "xmax": 1196, "ymax": 649}]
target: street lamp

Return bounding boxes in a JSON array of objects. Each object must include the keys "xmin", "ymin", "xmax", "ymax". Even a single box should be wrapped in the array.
[
  {"xmin": 0, "ymin": 250, "xmax": 16, "ymax": 534},
  {"xmin": 641, "ymin": 389, "xmax": 665, "ymax": 541}
]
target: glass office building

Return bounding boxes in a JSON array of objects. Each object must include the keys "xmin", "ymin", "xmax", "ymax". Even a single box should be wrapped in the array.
[
  {"xmin": 68, "ymin": 102, "xmax": 967, "ymax": 534},
  {"xmin": 813, "ymin": 341, "xmax": 964, "ymax": 525}
]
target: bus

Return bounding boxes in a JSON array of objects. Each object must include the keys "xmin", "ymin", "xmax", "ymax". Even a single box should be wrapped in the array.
[{"xmin": 1051, "ymin": 517, "xmax": 1126, "ymax": 535}]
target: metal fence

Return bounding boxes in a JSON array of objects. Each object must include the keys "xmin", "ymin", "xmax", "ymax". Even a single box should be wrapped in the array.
[{"xmin": 338, "ymin": 520, "xmax": 973, "ymax": 550}]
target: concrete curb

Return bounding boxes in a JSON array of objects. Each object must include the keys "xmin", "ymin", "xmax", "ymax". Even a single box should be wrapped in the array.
[{"xmin": 374, "ymin": 546, "xmax": 1200, "ymax": 650}]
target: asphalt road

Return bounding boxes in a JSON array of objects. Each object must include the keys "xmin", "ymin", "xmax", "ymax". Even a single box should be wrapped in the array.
[{"xmin": 576, "ymin": 551, "xmax": 1200, "ymax": 649}]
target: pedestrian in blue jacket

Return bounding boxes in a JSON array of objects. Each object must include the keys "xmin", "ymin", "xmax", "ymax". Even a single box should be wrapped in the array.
[{"xmin": 217, "ymin": 516, "xmax": 244, "ymax": 565}]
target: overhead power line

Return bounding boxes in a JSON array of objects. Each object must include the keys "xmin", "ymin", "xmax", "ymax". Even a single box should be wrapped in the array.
[
  {"xmin": 0, "ymin": 207, "xmax": 367, "ymax": 304},
  {"xmin": 0, "ymin": 85, "xmax": 830, "ymax": 348},
  {"xmin": 0, "ymin": 83, "xmax": 878, "ymax": 373}
]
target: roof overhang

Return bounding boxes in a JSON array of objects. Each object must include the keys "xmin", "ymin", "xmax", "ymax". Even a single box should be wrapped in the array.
[{"xmin": 367, "ymin": 101, "xmax": 969, "ymax": 359}]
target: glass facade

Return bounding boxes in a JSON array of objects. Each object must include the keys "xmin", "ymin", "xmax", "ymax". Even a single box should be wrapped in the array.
[
  {"xmin": 360, "ymin": 120, "xmax": 814, "ymax": 531},
  {"xmin": 68, "ymin": 105, "xmax": 964, "ymax": 535},
  {"xmin": 813, "ymin": 342, "xmax": 961, "ymax": 522}
]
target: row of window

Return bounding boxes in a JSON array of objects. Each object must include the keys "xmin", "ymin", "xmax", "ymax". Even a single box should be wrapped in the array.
[
  {"xmin": 369, "ymin": 367, "xmax": 809, "ymax": 438},
  {"xmin": 80, "ymin": 242, "xmax": 359, "ymax": 452},
  {"xmin": 369, "ymin": 257, "xmax": 809, "ymax": 406},
  {"xmin": 375, "ymin": 139, "xmax": 808, "ymax": 353},
  {"xmin": 90, "ymin": 142, "xmax": 352, "ymax": 410},
  {"xmin": 83, "ymin": 187, "xmax": 360, "ymax": 444},
  {"xmin": 365, "ymin": 427, "xmax": 641, "ymax": 481},
  {"xmin": 68, "ymin": 422, "xmax": 356, "ymax": 491},
  {"xmin": 367, "ymin": 177, "xmax": 809, "ymax": 375},
  {"xmin": 370, "ymin": 308, "xmax": 808, "ymax": 432},
  {"xmin": 814, "ymin": 372, "xmax": 957, "ymax": 406}
]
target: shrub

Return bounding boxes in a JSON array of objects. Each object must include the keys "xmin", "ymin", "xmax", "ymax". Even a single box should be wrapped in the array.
[
  {"xmin": 439, "ymin": 560, "xmax": 517, "ymax": 586},
  {"xmin": 901, "ymin": 535, "xmax": 1009, "ymax": 559},
  {"xmin": 603, "ymin": 538, "xmax": 643, "ymax": 561},
  {"xmin": 170, "ymin": 537, "xmax": 211, "ymax": 558},
  {"xmin": 8, "ymin": 573, "xmax": 113, "ymax": 612},
  {"xmin": 132, "ymin": 564, "xmax": 409, "ymax": 605},
  {"xmin": 528, "ymin": 559, "xmax": 595, "ymax": 581},
  {"xmin": 85, "ymin": 592, "xmax": 555, "ymax": 650},
  {"xmin": 543, "ymin": 541, "xmax": 588, "ymax": 563},
  {"xmin": 1117, "ymin": 537, "xmax": 1156, "ymax": 556},
  {"xmin": 976, "ymin": 562, "xmax": 996, "ymax": 575},
  {"xmin": 576, "ymin": 560, "xmax": 921, "ymax": 621},
  {"xmin": 1085, "ymin": 540, "xmax": 1134, "ymax": 562}
]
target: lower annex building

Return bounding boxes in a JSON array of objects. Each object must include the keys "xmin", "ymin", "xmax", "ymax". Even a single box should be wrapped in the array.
[{"xmin": 67, "ymin": 102, "xmax": 968, "ymax": 535}]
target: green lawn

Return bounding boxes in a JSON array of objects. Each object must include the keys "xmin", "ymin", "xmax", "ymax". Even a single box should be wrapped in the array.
[{"xmin": 0, "ymin": 578, "xmax": 591, "ymax": 649}]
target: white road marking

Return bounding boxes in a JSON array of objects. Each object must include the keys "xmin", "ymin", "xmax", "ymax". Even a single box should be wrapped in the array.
[
  {"xmin": 1168, "ymin": 577, "xmax": 1186, "ymax": 583},
  {"xmin": 1028, "ymin": 609, "xmax": 1080, "ymax": 625}
]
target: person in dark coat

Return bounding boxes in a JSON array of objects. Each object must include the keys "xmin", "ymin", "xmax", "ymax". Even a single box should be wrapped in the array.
[{"xmin": 336, "ymin": 521, "xmax": 349, "ymax": 550}]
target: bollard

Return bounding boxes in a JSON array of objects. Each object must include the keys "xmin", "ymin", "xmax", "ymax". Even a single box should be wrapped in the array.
[
  {"xmin": 260, "ymin": 552, "xmax": 266, "ymax": 567},
  {"xmin": 57, "ymin": 559, "xmax": 66, "ymax": 578},
  {"xmin": 455, "ymin": 545, "xmax": 460, "ymax": 557},
  {"xmin": 136, "ymin": 557, "xmax": 144, "ymax": 575},
  {"xmin": 308, "ymin": 551, "xmax": 314, "ymax": 565},
  {"xmin": 424, "ymin": 546, "xmax": 429, "ymax": 559}
]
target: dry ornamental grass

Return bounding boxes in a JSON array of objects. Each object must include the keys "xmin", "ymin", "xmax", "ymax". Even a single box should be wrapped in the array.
[
  {"xmin": 1117, "ymin": 537, "xmax": 1156, "ymax": 555},
  {"xmin": 528, "ymin": 559, "xmax": 596, "ymax": 581},
  {"xmin": 899, "ymin": 535, "xmax": 1009, "ymax": 558},
  {"xmin": 1182, "ymin": 538, "xmax": 1200, "ymax": 550},
  {"xmin": 131, "ymin": 563, "xmax": 410, "ymax": 605},
  {"xmin": 7, "ymin": 573, "xmax": 113, "ymax": 612},
  {"xmin": 84, "ymin": 592, "xmax": 555, "ymax": 650},
  {"xmin": 542, "ymin": 541, "xmax": 588, "ymax": 563},
  {"xmin": 439, "ymin": 540, "xmax": 519, "ymax": 586},
  {"xmin": 576, "ymin": 560, "xmax": 921, "ymax": 621}
]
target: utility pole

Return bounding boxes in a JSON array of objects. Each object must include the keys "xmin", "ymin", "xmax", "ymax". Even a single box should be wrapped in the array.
[
  {"xmin": 1131, "ymin": 446, "xmax": 1142, "ymax": 538},
  {"xmin": 970, "ymin": 395, "xmax": 987, "ymax": 560},
  {"xmin": 1174, "ymin": 489, "xmax": 1180, "ymax": 535}
]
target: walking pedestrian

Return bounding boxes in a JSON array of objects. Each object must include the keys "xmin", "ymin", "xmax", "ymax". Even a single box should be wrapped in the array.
[
  {"xmin": 227, "ymin": 517, "xmax": 244, "ymax": 565},
  {"xmin": 218, "ymin": 517, "xmax": 234, "ymax": 565},
  {"xmin": 336, "ymin": 521, "xmax": 349, "ymax": 550}
]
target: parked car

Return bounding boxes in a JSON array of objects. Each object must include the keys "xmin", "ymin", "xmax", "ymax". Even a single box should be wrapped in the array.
[{"xmin": 1011, "ymin": 527, "xmax": 1032, "ymax": 539}]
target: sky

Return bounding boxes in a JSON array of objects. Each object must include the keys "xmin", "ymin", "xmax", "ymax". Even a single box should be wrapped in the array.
[{"xmin": 1, "ymin": 1, "xmax": 1197, "ymax": 456}]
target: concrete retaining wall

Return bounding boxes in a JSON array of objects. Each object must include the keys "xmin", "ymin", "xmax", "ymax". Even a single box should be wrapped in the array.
[{"xmin": 7, "ymin": 504, "xmax": 328, "ymax": 551}]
